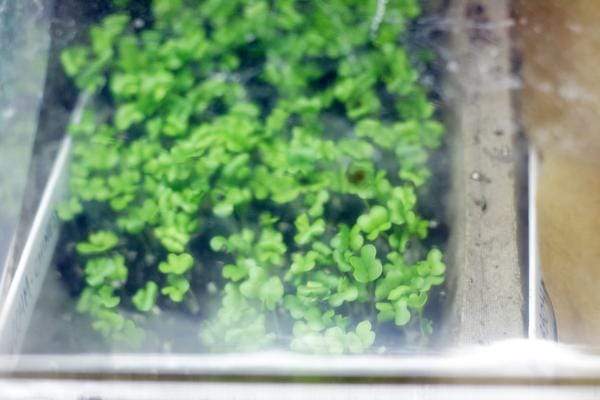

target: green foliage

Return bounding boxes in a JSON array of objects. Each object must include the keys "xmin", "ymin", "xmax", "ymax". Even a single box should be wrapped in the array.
[
  {"xmin": 357, "ymin": 206, "xmax": 392, "ymax": 241},
  {"xmin": 132, "ymin": 281, "xmax": 159, "ymax": 312},
  {"xmin": 294, "ymin": 214, "xmax": 326, "ymax": 246},
  {"xmin": 76, "ymin": 256, "xmax": 143, "ymax": 346},
  {"xmin": 158, "ymin": 253, "xmax": 194, "ymax": 275},
  {"xmin": 60, "ymin": 0, "xmax": 445, "ymax": 353},
  {"xmin": 374, "ymin": 248, "xmax": 444, "ymax": 328},
  {"xmin": 201, "ymin": 284, "xmax": 275, "ymax": 351},
  {"xmin": 350, "ymin": 245, "xmax": 383, "ymax": 283},
  {"xmin": 161, "ymin": 275, "xmax": 190, "ymax": 302},
  {"xmin": 56, "ymin": 197, "xmax": 83, "ymax": 221},
  {"xmin": 329, "ymin": 278, "xmax": 359, "ymax": 307},
  {"xmin": 154, "ymin": 226, "xmax": 191, "ymax": 254},
  {"xmin": 84, "ymin": 255, "xmax": 127, "ymax": 287},
  {"xmin": 76, "ymin": 231, "xmax": 119, "ymax": 255},
  {"xmin": 291, "ymin": 320, "xmax": 376, "ymax": 354},
  {"xmin": 60, "ymin": 46, "xmax": 89, "ymax": 79}
]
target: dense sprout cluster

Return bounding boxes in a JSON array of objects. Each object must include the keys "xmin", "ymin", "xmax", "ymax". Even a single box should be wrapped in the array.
[{"xmin": 59, "ymin": 0, "xmax": 445, "ymax": 353}]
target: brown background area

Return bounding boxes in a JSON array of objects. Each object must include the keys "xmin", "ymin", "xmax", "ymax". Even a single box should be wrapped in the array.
[{"xmin": 516, "ymin": 0, "xmax": 600, "ymax": 345}]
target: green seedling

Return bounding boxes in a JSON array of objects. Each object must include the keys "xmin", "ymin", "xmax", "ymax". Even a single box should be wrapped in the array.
[
  {"xmin": 159, "ymin": 253, "xmax": 194, "ymax": 275},
  {"xmin": 76, "ymin": 231, "xmax": 119, "ymax": 255},
  {"xmin": 350, "ymin": 245, "xmax": 383, "ymax": 283},
  {"xmin": 132, "ymin": 281, "xmax": 159, "ymax": 312},
  {"xmin": 294, "ymin": 214, "xmax": 326, "ymax": 246},
  {"xmin": 56, "ymin": 198, "xmax": 83, "ymax": 221},
  {"xmin": 161, "ymin": 275, "xmax": 190, "ymax": 303},
  {"xmin": 357, "ymin": 206, "xmax": 392, "ymax": 241},
  {"xmin": 84, "ymin": 255, "xmax": 127, "ymax": 287}
]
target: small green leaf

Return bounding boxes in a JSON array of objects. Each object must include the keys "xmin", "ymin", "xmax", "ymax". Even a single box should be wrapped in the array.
[
  {"xmin": 115, "ymin": 319, "xmax": 146, "ymax": 348},
  {"xmin": 387, "ymin": 186, "xmax": 417, "ymax": 225},
  {"xmin": 115, "ymin": 103, "xmax": 144, "ymax": 130},
  {"xmin": 407, "ymin": 292, "xmax": 428, "ymax": 309},
  {"xmin": 259, "ymin": 276, "xmax": 284, "ymax": 310},
  {"xmin": 394, "ymin": 300, "xmax": 411, "ymax": 326},
  {"xmin": 110, "ymin": 73, "xmax": 139, "ymax": 98},
  {"xmin": 90, "ymin": 14, "xmax": 130, "ymax": 56},
  {"xmin": 290, "ymin": 252, "xmax": 317, "ymax": 274},
  {"xmin": 427, "ymin": 249, "xmax": 445, "ymax": 276},
  {"xmin": 239, "ymin": 264, "xmax": 268, "ymax": 299},
  {"xmin": 333, "ymin": 249, "xmax": 352, "ymax": 272},
  {"xmin": 387, "ymin": 285, "xmax": 411, "ymax": 301},
  {"xmin": 154, "ymin": 226, "xmax": 190, "ymax": 253},
  {"xmin": 76, "ymin": 231, "xmax": 119, "ymax": 255},
  {"xmin": 161, "ymin": 275, "xmax": 190, "ymax": 302},
  {"xmin": 346, "ymin": 332, "xmax": 363, "ymax": 353},
  {"xmin": 213, "ymin": 202, "xmax": 234, "ymax": 217},
  {"xmin": 84, "ymin": 255, "xmax": 127, "ymax": 286},
  {"xmin": 152, "ymin": 0, "xmax": 183, "ymax": 20},
  {"xmin": 350, "ymin": 244, "xmax": 383, "ymax": 283},
  {"xmin": 297, "ymin": 281, "xmax": 330, "ymax": 300},
  {"xmin": 256, "ymin": 229, "xmax": 287, "ymax": 266},
  {"xmin": 222, "ymin": 259, "xmax": 252, "ymax": 281},
  {"xmin": 159, "ymin": 253, "xmax": 194, "ymax": 275},
  {"xmin": 331, "ymin": 225, "xmax": 363, "ymax": 252},
  {"xmin": 324, "ymin": 326, "xmax": 346, "ymax": 354},
  {"xmin": 60, "ymin": 46, "xmax": 89, "ymax": 77},
  {"xmin": 132, "ymin": 281, "xmax": 158, "ymax": 312},
  {"xmin": 375, "ymin": 269, "xmax": 406, "ymax": 301},
  {"xmin": 329, "ymin": 278, "xmax": 359, "ymax": 307},
  {"xmin": 210, "ymin": 236, "xmax": 228, "ymax": 252},
  {"xmin": 56, "ymin": 198, "xmax": 83, "ymax": 221},
  {"xmin": 77, "ymin": 286, "xmax": 120, "ymax": 313},
  {"xmin": 428, "ymin": 275, "xmax": 445, "ymax": 286},
  {"xmin": 97, "ymin": 286, "xmax": 120, "ymax": 308},
  {"xmin": 294, "ymin": 214, "xmax": 325, "ymax": 245},
  {"xmin": 356, "ymin": 206, "xmax": 392, "ymax": 240},
  {"xmin": 284, "ymin": 295, "xmax": 307, "ymax": 320},
  {"xmin": 355, "ymin": 320, "xmax": 376, "ymax": 348},
  {"xmin": 67, "ymin": 109, "xmax": 96, "ymax": 137},
  {"xmin": 388, "ymin": 230, "xmax": 411, "ymax": 252},
  {"xmin": 91, "ymin": 309, "xmax": 125, "ymax": 336},
  {"xmin": 307, "ymin": 190, "xmax": 330, "ymax": 217},
  {"xmin": 376, "ymin": 302, "xmax": 395, "ymax": 322}
]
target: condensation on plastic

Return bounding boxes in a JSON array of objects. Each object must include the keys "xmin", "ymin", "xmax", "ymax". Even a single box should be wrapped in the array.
[{"xmin": 0, "ymin": 0, "xmax": 53, "ymax": 300}]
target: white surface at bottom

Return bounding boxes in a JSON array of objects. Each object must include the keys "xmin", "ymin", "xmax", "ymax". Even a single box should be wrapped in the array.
[{"xmin": 1, "ymin": 379, "xmax": 600, "ymax": 400}]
